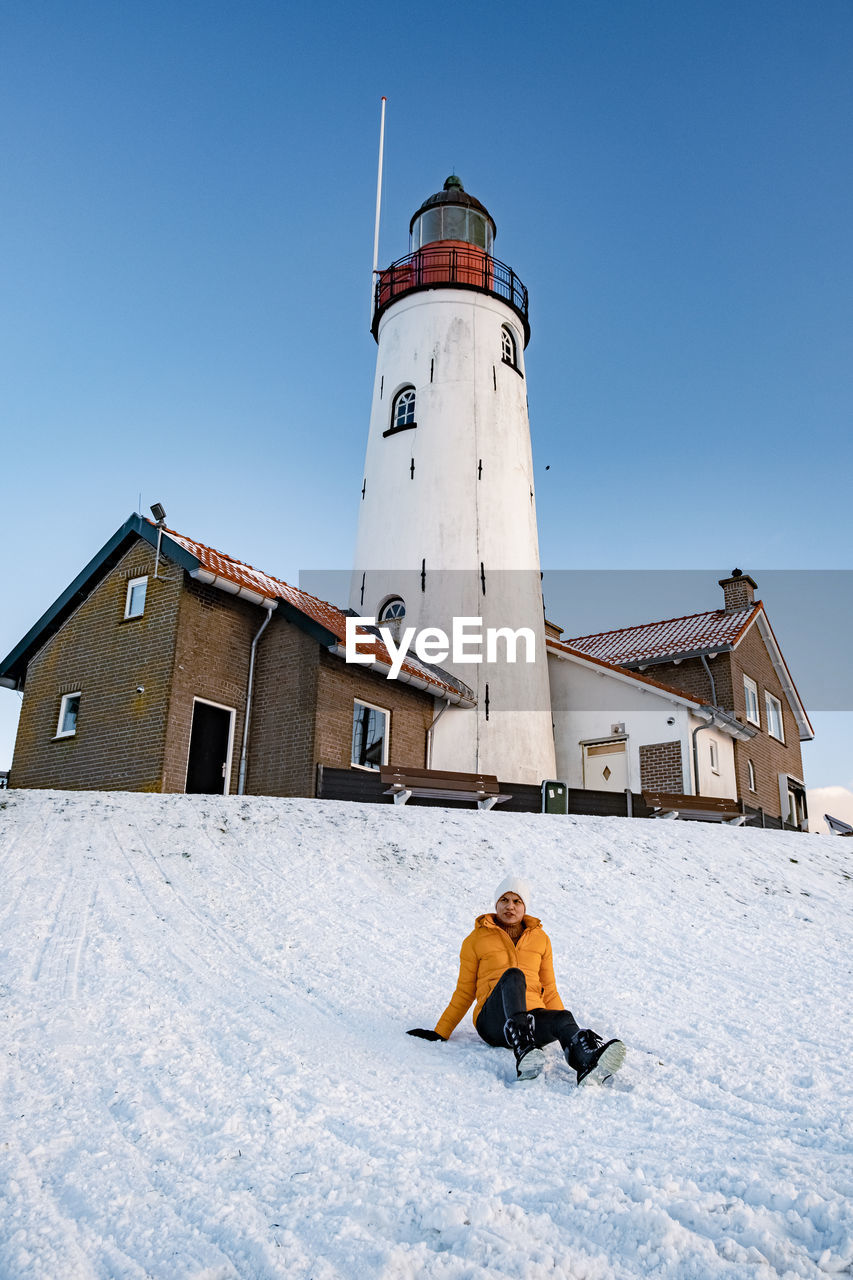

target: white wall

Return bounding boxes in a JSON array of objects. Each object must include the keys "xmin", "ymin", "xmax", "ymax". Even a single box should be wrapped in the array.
[
  {"xmin": 353, "ymin": 290, "xmax": 537, "ymax": 579},
  {"xmin": 686, "ymin": 713, "xmax": 738, "ymax": 798},
  {"xmin": 351, "ymin": 288, "xmax": 554, "ymax": 784},
  {"xmin": 548, "ymin": 652, "xmax": 737, "ymax": 797}
]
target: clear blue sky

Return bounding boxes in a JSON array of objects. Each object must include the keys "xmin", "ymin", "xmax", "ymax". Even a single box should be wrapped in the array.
[{"xmin": 2, "ymin": 0, "xmax": 851, "ymax": 791}]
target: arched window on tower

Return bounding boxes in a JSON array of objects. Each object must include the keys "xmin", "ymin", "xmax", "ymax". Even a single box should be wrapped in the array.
[
  {"xmin": 377, "ymin": 595, "xmax": 406, "ymax": 641},
  {"xmin": 387, "ymin": 386, "xmax": 416, "ymax": 435},
  {"xmin": 501, "ymin": 325, "xmax": 519, "ymax": 371},
  {"xmin": 378, "ymin": 597, "xmax": 406, "ymax": 623}
]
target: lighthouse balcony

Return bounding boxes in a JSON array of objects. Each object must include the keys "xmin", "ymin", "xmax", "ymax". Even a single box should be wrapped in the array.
[{"xmin": 372, "ymin": 243, "xmax": 529, "ymax": 345}]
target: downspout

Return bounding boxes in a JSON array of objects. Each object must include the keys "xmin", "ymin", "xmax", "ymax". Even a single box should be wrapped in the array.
[
  {"xmin": 699, "ymin": 654, "xmax": 718, "ymax": 708},
  {"xmin": 694, "ymin": 656, "xmax": 719, "ymax": 799},
  {"xmin": 426, "ymin": 696, "xmax": 452, "ymax": 769},
  {"xmin": 237, "ymin": 604, "xmax": 275, "ymax": 795},
  {"xmin": 691, "ymin": 717, "xmax": 714, "ymax": 797}
]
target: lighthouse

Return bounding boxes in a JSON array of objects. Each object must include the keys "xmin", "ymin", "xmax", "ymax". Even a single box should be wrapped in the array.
[{"xmin": 351, "ymin": 176, "xmax": 556, "ymax": 785}]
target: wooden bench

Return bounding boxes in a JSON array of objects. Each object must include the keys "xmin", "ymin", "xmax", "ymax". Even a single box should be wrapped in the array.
[
  {"xmin": 643, "ymin": 792, "xmax": 746, "ymax": 825},
  {"xmin": 380, "ymin": 765, "xmax": 511, "ymax": 811}
]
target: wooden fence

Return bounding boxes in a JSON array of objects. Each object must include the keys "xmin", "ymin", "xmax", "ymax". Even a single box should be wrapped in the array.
[{"xmin": 315, "ymin": 766, "xmax": 653, "ymax": 818}]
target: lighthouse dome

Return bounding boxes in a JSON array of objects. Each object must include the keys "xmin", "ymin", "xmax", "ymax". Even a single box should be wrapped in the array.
[{"xmin": 409, "ymin": 175, "xmax": 496, "ymax": 253}]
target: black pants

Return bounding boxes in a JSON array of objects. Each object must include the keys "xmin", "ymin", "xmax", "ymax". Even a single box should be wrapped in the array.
[{"xmin": 475, "ymin": 968, "xmax": 580, "ymax": 1050}]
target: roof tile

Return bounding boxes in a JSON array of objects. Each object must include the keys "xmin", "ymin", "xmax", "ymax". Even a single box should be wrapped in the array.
[
  {"xmin": 154, "ymin": 522, "xmax": 472, "ymax": 703},
  {"xmin": 546, "ymin": 636, "xmax": 706, "ymax": 705},
  {"xmin": 565, "ymin": 605, "xmax": 761, "ymax": 666}
]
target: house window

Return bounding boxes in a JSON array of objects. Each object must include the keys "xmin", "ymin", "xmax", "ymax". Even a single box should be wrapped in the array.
[
  {"xmin": 389, "ymin": 387, "xmax": 416, "ymax": 433},
  {"xmin": 501, "ymin": 325, "xmax": 518, "ymax": 369},
  {"xmin": 709, "ymin": 739, "xmax": 719, "ymax": 774},
  {"xmin": 787, "ymin": 789, "xmax": 799, "ymax": 826},
  {"xmin": 378, "ymin": 597, "xmax": 406, "ymax": 623},
  {"xmin": 56, "ymin": 692, "xmax": 81, "ymax": 738},
  {"xmin": 743, "ymin": 675, "xmax": 760, "ymax": 726},
  {"xmin": 765, "ymin": 692, "xmax": 785, "ymax": 742},
  {"xmin": 747, "ymin": 759, "xmax": 756, "ymax": 792},
  {"xmin": 352, "ymin": 700, "xmax": 389, "ymax": 771},
  {"xmin": 124, "ymin": 576, "xmax": 148, "ymax": 619}
]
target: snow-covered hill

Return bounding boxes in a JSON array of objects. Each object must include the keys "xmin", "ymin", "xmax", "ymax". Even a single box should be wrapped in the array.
[{"xmin": 1, "ymin": 791, "xmax": 851, "ymax": 1280}]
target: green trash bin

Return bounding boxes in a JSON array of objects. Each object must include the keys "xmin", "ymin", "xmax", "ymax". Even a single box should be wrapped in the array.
[{"xmin": 541, "ymin": 780, "xmax": 568, "ymax": 814}]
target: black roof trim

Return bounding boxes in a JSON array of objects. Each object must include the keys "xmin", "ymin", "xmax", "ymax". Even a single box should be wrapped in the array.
[
  {"xmin": 624, "ymin": 644, "xmax": 736, "ymax": 670},
  {"xmin": 0, "ymin": 514, "xmax": 160, "ymax": 688},
  {"xmin": 273, "ymin": 599, "xmax": 338, "ymax": 649},
  {"xmin": 0, "ymin": 515, "xmax": 339, "ymax": 687}
]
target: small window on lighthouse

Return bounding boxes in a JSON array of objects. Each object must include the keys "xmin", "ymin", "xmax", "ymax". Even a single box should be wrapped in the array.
[
  {"xmin": 378, "ymin": 597, "xmax": 406, "ymax": 623},
  {"xmin": 501, "ymin": 326, "xmax": 518, "ymax": 369},
  {"xmin": 391, "ymin": 387, "xmax": 416, "ymax": 432}
]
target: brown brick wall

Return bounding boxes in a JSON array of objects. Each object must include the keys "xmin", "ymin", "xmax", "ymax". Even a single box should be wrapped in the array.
[
  {"xmin": 10, "ymin": 541, "xmax": 182, "ymax": 791},
  {"xmin": 162, "ymin": 578, "xmax": 260, "ymax": 794},
  {"xmin": 639, "ymin": 741, "xmax": 684, "ymax": 793},
  {"xmin": 245, "ymin": 618, "xmax": 320, "ymax": 797},
  {"xmin": 638, "ymin": 620, "xmax": 805, "ymax": 821},
  {"xmin": 314, "ymin": 648, "xmax": 436, "ymax": 774},
  {"xmin": 728, "ymin": 625, "xmax": 806, "ymax": 822},
  {"xmin": 650, "ymin": 656, "xmax": 734, "ymax": 713},
  {"xmin": 721, "ymin": 578, "xmax": 756, "ymax": 612}
]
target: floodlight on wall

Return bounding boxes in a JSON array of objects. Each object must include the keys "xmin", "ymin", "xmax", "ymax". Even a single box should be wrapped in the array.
[{"xmin": 150, "ymin": 502, "xmax": 167, "ymax": 578}]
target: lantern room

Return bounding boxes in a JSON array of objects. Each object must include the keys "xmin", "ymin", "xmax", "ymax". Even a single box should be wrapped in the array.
[{"xmin": 409, "ymin": 175, "xmax": 496, "ymax": 253}]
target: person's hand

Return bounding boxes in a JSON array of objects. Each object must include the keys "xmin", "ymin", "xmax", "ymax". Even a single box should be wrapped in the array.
[{"xmin": 407, "ymin": 1028, "xmax": 445, "ymax": 1041}]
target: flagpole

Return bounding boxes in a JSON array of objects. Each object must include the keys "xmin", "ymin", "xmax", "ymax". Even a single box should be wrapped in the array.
[{"xmin": 371, "ymin": 96, "xmax": 387, "ymax": 323}]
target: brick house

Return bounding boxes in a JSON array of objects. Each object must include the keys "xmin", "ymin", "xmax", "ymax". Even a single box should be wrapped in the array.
[
  {"xmin": 547, "ymin": 626, "xmax": 757, "ymax": 811},
  {"xmin": 563, "ymin": 571, "xmax": 813, "ymax": 829},
  {"xmin": 0, "ymin": 515, "xmax": 473, "ymax": 796}
]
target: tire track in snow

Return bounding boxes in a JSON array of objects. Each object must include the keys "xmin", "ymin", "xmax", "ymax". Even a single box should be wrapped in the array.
[
  {"xmin": 0, "ymin": 799, "xmax": 49, "ymax": 931},
  {"xmin": 110, "ymin": 808, "xmax": 332, "ymax": 1035},
  {"xmin": 108, "ymin": 816, "xmax": 266, "ymax": 974},
  {"xmin": 99, "ymin": 815, "xmax": 298, "ymax": 1078},
  {"xmin": 30, "ymin": 863, "xmax": 97, "ymax": 1002}
]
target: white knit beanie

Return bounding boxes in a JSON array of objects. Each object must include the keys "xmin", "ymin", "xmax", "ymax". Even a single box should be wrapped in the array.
[{"xmin": 494, "ymin": 875, "xmax": 532, "ymax": 912}]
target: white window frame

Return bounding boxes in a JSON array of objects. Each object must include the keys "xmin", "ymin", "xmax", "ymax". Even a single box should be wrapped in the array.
[
  {"xmin": 378, "ymin": 596, "xmax": 406, "ymax": 622},
  {"xmin": 765, "ymin": 691, "xmax": 785, "ymax": 743},
  {"xmin": 124, "ymin": 575, "xmax": 148, "ymax": 620},
  {"xmin": 501, "ymin": 324, "xmax": 518, "ymax": 367},
  {"xmin": 709, "ymin": 739, "xmax": 719, "ymax": 774},
  {"xmin": 55, "ymin": 692, "xmax": 81, "ymax": 739},
  {"xmin": 747, "ymin": 758, "xmax": 756, "ymax": 792},
  {"xmin": 184, "ymin": 697, "xmax": 236, "ymax": 796},
  {"xmin": 351, "ymin": 698, "xmax": 389, "ymax": 772},
  {"xmin": 743, "ymin": 675, "xmax": 760, "ymax": 727},
  {"xmin": 787, "ymin": 788, "xmax": 799, "ymax": 826},
  {"xmin": 391, "ymin": 387, "xmax": 416, "ymax": 430}
]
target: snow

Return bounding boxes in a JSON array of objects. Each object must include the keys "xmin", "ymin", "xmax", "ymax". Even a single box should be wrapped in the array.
[{"xmin": 1, "ymin": 790, "xmax": 851, "ymax": 1280}]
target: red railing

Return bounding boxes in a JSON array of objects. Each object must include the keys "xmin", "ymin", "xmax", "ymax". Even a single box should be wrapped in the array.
[{"xmin": 372, "ymin": 244, "xmax": 529, "ymax": 342}]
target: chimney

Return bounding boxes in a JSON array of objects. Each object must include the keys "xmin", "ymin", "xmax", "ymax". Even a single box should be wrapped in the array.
[{"xmin": 718, "ymin": 568, "xmax": 757, "ymax": 613}]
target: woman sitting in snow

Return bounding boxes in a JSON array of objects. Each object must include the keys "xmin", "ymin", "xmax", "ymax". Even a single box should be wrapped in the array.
[{"xmin": 407, "ymin": 876, "xmax": 626, "ymax": 1084}]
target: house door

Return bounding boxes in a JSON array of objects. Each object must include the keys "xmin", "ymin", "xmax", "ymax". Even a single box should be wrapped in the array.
[
  {"xmin": 582, "ymin": 740, "xmax": 628, "ymax": 791},
  {"xmin": 186, "ymin": 700, "xmax": 234, "ymax": 794}
]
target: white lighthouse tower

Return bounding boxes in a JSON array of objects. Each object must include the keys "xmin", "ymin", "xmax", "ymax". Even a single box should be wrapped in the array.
[{"xmin": 351, "ymin": 176, "xmax": 555, "ymax": 785}]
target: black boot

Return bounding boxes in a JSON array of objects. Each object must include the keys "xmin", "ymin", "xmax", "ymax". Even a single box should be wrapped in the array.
[
  {"xmin": 567, "ymin": 1028, "xmax": 626, "ymax": 1086},
  {"xmin": 503, "ymin": 1012, "xmax": 546, "ymax": 1080}
]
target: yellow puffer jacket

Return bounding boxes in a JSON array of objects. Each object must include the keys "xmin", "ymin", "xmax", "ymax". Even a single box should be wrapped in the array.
[{"xmin": 434, "ymin": 914, "xmax": 564, "ymax": 1040}]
